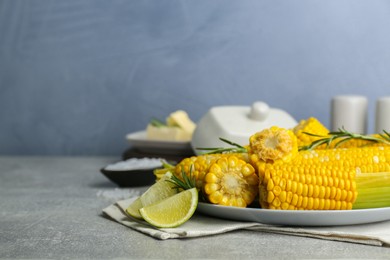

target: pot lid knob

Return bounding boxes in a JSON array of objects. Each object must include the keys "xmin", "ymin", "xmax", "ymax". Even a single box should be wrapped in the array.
[{"xmin": 249, "ymin": 101, "xmax": 269, "ymax": 121}]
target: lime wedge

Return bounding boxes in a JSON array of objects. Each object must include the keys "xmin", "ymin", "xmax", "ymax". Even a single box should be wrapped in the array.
[
  {"xmin": 126, "ymin": 197, "xmax": 143, "ymax": 219},
  {"xmin": 126, "ymin": 172, "xmax": 177, "ymax": 219},
  {"xmin": 139, "ymin": 172, "xmax": 177, "ymax": 206},
  {"xmin": 139, "ymin": 188, "xmax": 198, "ymax": 228}
]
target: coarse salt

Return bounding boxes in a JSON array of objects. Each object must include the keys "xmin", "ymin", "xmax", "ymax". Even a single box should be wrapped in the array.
[
  {"xmin": 105, "ymin": 157, "xmax": 164, "ymax": 171},
  {"xmin": 96, "ymin": 188, "xmax": 141, "ymax": 201}
]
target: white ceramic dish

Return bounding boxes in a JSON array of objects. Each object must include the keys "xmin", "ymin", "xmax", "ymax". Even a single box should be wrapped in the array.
[
  {"xmin": 126, "ymin": 131, "xmax": 192, "ymax": 153},
  {"xmin": 197, "ymin": 202, "xmax": 390, "ymax": 226},
  {"xmin": 191, "ymin": 102, "xmax": 298, "ymax": 155}
]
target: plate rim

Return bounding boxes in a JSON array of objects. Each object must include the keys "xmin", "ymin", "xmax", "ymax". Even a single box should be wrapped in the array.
[
  {"xmin": 197, "ymin": 202, "xmax": 390, "ymax": 226},
  {"xmin": 126, "ymin": 130, "xmax": 191, "ymax": 146},
  {"xmin": 126, "ymin": 130, "xmax": 190, "ymax": 143}
]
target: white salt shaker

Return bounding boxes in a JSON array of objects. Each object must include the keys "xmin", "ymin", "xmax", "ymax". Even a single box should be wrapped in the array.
[
  {"xmin": 375, "ymin": 96, "xmax": 390, "ymax": 133},
  {"xmin": 331, "ymin": 95, "xmax": 368, "ymax": 134}
]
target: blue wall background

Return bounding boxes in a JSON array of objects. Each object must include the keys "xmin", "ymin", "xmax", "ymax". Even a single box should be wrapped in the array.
[{"xmin": 1, "ymin": 0, "xmax": 390, "ymax": 156}]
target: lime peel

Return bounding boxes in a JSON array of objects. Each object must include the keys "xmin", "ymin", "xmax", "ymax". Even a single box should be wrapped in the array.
[
  {"xmin": 126, "ymin": 172, "xmax": 177, "ymax": 219},
  {"xmin": 126, "ymin": 197, "xmax": 143, "ymax": 219},
  {"xmin": 139, "ymin": 188, "xmax": 198, "ymax": 228}
]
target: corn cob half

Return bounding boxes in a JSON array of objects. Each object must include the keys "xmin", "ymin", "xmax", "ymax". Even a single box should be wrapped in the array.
[
  {"xmin": 173, "ymin": 153, "xmax": 249, "ymax": 190},
  {"xmin": 154, "ymin": 153, "xmax": 258, "ymax": 207},
  {"xmin": 249, "ymin": 126, "xmax": 298, "ymax": 164},
  {"xmin": 204, "ymin": 155, "xmax": 258, "ymax": 207}
]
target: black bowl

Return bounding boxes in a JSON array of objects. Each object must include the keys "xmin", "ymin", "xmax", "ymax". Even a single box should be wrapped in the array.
[{"xmin": 100, "ymin": 167, "xmax": 156, "ymax": 187}]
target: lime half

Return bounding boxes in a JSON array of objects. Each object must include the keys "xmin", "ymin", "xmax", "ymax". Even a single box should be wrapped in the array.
[{"xmin": 140, "ymin": 188, "xmax": 198, "ymax": 228}]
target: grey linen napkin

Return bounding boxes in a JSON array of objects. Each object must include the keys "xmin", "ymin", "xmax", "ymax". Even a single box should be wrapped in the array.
[{"xmin": 102, "ymin": 197, "xmax": 390, "ymax": 247}]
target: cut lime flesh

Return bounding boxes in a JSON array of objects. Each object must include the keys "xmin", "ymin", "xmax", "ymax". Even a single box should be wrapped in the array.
[{"xmin": 139, "ymin": 188, "xmax": 198, "ymax": 228}]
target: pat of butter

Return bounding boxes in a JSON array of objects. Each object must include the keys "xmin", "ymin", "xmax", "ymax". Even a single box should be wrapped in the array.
[
  {"xmin": 146, "ymin": 124, "xmax": 192, "ymax": 141},
  {"xmin": 166, "ymin": 110, "xmax": 196, "ymax": 134},
  {"xmin": 146, "ymin": 110, "xmax": 196, "ymax": 141}
]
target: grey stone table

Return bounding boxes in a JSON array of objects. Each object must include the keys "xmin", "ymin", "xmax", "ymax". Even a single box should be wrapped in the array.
[{"xmin": 0, "ymin": 156, "xmax": 389, "ymax": 259}]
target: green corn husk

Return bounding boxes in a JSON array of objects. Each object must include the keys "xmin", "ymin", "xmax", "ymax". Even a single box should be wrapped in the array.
[{"xmin": 353, "ymin": 172, "xmax": 390, "ymax": 209}]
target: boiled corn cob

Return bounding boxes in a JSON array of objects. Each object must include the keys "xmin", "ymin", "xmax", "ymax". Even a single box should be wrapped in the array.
[
  {"xmin": 293, "ymin": 117, "xmax": 389, "ymax": 149},
  {"xmin": 249, "ymin": 126, "xmax": 298, "ymax": 163},
  {"xmin": 173, "ymin": 154, "xmax": 226, "ymax": 190},
  {"xmin": 153, "ymin": 154, "xmax": 224, "ymax": 185},
  {"xmin": 172, "ymin": 153, "xmax": 249, "ymax": 190},
  {"xmin": 204, "ymin": 155, "xmax": 258, "ymax": 207},
  {"xmin": 332, "ymin": 135, "xmax": 385, "ymax": 149},
  {"xmin": 156, "ymin": 117, "xmax": 390, "ymax": 210},
  {"xmin": 354, "ymin": 171, "xmax": 390, "ymax": 209},
  {"xmin": 154, "ymin": 153, "xmax": 257, "ymax": 207},
  {"xmin": 250, "ymin": 126, "xmax": 390, "ymax": 210},
  {"xmin": 293, "ymin": 117, "xmax": 330, "ymax": 149}
]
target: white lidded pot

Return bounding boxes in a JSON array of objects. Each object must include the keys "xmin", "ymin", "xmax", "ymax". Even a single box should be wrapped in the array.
[{"xmin": 191, "ymin": 101, "xmax": 298, "ymax": 155}]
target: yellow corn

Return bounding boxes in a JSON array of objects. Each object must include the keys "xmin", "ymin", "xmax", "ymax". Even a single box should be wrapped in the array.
[
  {"xmin": 171, "ymin": 153, "xmax": 249, "ymax": 190},
  {"xmin": 156, "ymin": 119, "xmax": 390, "ymax": 210},
  {"xmin": 204, "ymin": 155, "xmax": 259, "ymax": 207},
  {"xmin": 249, "ymin": 126, "xmax": 298, "ymax": 164},
  {"xmin": 154, "ymin": 154, "xmax": 230, "ymax": 183},
  {"xmin": 293, "ymin": 117, "xmax": 330, "ymax": 148},
  {"xmin": 250, "ymin": 126, "xmax": 390, "ymax": 210},
  {"xmin": 293, "ymin": 117, "xmax": 388, "ymax": 149},
  {"xmin": 329, "ymin": 134, "xmax": 386, "ymax": 149}
]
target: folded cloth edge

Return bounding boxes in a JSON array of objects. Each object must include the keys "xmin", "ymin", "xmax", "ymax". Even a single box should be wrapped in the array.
[
  {"xmin": 245, "ymin": 226, "xmax": 384, "ymax": 247},
  {"xmin": 102, "ymin": 198, "xmax": 390, "ymax": 247}
]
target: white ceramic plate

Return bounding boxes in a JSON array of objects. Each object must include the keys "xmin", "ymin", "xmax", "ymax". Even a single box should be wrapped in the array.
[
  {"xmin": 197, "ymin": 202, "xmax": 390, "ymax": 226},
  {"xmin": 126, "ymin": 131, "xmax": 192, "ymax": 153}
]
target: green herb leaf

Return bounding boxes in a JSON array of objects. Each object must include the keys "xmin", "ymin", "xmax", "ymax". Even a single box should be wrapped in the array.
[
  {"xmin": 299, "ymin": 128, "xmax": 390, "ymax": 151},
  {"xmin": 150, "ymin": 118, "xmax": 166, "ymax": 127},
  {"xmin": 196, "ymin": 137, "xmax": 247, "ymax": 154}
]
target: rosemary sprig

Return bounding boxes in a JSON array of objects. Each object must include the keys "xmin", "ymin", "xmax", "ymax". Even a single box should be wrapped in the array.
[
  {"xmin": 299, "ymin": 127, "xmax": 390, "ymax": 151},
  {"xmin": 196, "ymin": 137, "xmax": 247, "ymax": 154},
  {"xmin": 166, "ymin": 166, "xmax": 207, "ymax": 201},
  {"xmin": 150, "ymin": 118, "xmax": 166, "ymax": 127},
  {"xmin": 378, "ymin": 129, "xmax": 390, "ymax": 142},
  {"xmin": 166, "ymin": 166, "xmax": 196, "ymax": 191}
]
